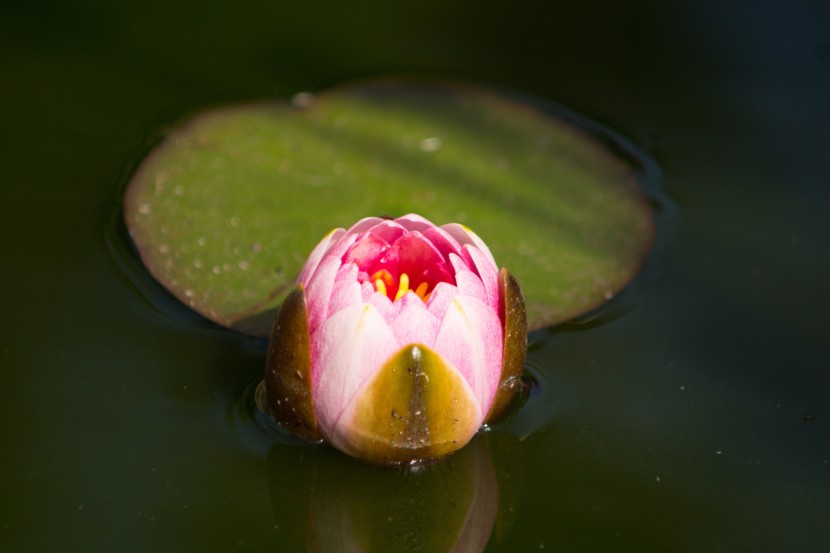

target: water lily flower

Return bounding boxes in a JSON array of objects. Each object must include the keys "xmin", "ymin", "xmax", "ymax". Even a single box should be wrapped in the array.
[{"xmin": 264, "ymin": 214, "xmax": 526, "ymax": 465}]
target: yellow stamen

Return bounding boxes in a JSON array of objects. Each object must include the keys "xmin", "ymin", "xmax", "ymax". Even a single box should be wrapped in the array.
[
  {"xmin": 394, "ymin": 273, "xmax": 410, "ymax": 301},
  {"xmin": 375, "ymin": 278, "xmax": 387, "ymax": 297},
  {"xmin": 370, "ymin": 269, "xmax": 394, "ymax": 287},
  {"xmin": 370, "ymin": 270, "xmax": 429, "ymax": 303}
]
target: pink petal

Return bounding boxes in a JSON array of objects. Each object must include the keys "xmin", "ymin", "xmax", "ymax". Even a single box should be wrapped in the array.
[
  {"xmin": 304, "ymin": 255, "xmax": 343, "ymax": 333},
  {"xmin": 343, "ymin": 216, "xmax": 386, "ymax": 238},
  {"xmin": 465, "ymin": 244, "xmax": 500, "ymax": 313},
  {"xmin": 297, "ymin": 228, "xmax": 345, "ymax": 286},
  {"xmin": 386, "ymin": 231, "xmax": 454, "ymax": 288},
  {"xmin": 397, "ymin": 289, "xmax": 427, "ymax": 310},
  {"xmin": 327, "ymin": 263, "xmax": 362, "ymax": 318},
  {"xmin": 425, "ymin": 281, "xmax": 459, "ymax": 321},
  {"xmin": 389, "ymin": 299, "xmax": 440, "ymax": 348},
  {"xmin": 441, "ymin": 223, "xmax": 497, "ymax": 268},
  {"xmin": 360, "ymin": 280, "xmax": 376, "ymax": 302},
  {"xmin": 433, "ymin": 296, "xmax": 503, "ymax": 413},
  {"xmin": 366, "ymin": 288, "xmax": 397, "ymax": 323},
  {"xmin": 394, "ymin": 213, "xmax": 434, "ymax": 232},
  {"xmin": 343, "ymin": 232, "xmax": 390, "ymax": 271},
  {"xmin": 432, "ymin": 299, "xmax": 484, "ymax": 404},
  {"xmin": 365, "ymin": 219, "xmax": 406, "ymax": 245},
  {"xmin": 454, "ymin": 266, "xmax": 488, "ymax": 305},
  {"xmin": 448, "ymin": 251, "xmax": 473, "ymax": 274},
  {"xmin": 310, "ymin": 303, "xmax": 400, "ymax": 439},
  {"xmin": 454, "ymin": 295, "xmax": 504, "ymax": 414},
  {"xmin": 325, "ymin": 232, "xmax": 360, "ymax": 262},
  {"xmin": 422, "ymin": 225, "xmax": 464, "ymax": 262}
]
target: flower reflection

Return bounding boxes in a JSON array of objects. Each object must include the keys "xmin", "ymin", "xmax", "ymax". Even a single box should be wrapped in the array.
[{"xmin": 267, "ymin": 434, "xmax": 522, "ymax": 552}]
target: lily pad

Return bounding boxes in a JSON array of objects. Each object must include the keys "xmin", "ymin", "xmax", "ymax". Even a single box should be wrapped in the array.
[{"xmin": 124, "ymin": 78, "xmax": 654, "ymax": 336}]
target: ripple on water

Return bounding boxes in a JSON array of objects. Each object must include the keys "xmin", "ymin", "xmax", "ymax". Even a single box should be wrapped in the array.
[{"xmin": 228, "ymin": 365, "xmax": 319, "ymax": 458}]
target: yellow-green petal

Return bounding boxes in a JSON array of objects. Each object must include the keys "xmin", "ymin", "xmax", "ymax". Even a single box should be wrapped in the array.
[{"xmin": 335, "ymin": 344, "xmax": 481, "ymax": 465}]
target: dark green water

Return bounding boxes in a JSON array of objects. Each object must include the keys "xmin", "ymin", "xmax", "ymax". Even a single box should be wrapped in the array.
[{"xmin": 2, "ymin": 1, "xmax": 828, "ymax": 551}]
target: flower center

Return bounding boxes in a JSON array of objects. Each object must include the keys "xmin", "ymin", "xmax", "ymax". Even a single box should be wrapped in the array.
[{"xmin": 371, "ymin": 269, "xmax": 430, "ymax": 302}]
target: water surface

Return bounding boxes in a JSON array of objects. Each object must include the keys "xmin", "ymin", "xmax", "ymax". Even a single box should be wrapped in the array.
[{"xmin": 1, "ymin": 1, "xmax": 828, "ymax": 551}]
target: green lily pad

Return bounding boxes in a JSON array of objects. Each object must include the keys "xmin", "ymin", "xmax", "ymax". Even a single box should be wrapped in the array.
[{"xmin": 124, "ymin": 78, "xmax": 654, "ymax": 336}]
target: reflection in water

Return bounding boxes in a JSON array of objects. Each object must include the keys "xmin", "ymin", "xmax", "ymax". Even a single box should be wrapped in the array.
[{"xmin": 267, "ymin": 434, "xmax": 520, "ymax": 553}]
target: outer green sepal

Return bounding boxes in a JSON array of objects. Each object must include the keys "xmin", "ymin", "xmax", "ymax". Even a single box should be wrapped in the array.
[
  {"xmin": 264, "ymin": 284, "xmax": 320, "ymax": 440},
  {"xmin": 485, "ymin": 269, "xmax": 527, "ymax": 423}
]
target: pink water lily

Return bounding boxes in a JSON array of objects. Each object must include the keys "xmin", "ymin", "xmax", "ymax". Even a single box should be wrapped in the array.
[{"xmin": 265, "ymin": 214, "xmax": 526, "ymax": 465}]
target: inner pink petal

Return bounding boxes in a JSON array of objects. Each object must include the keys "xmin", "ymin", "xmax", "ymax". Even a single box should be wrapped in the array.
[
  {"xmin": 389, "ymin": 300, "xmax": 440, "ymax": 348},
  {"xmin": 425, "ymin": 281, "xmax": 459, "ymax": 321},
  {"xmin": 366, "ymin": 287, "xmax": 397, "ymax": 323},
  {"xmin": 422, "ymin": 225, "xmax": 464, "ymax": 263},
  {"xmin": 448, "ymin": 252, "xmax": 474, "ymax": 275},
  {"xmin": 365, "ymin": 220, "xmax": 406, "ymax": 245},
  {"xmin": 394, "ymin": 213, "xmax": 434, "ymax": 232},
  {"xmin": 382, "ymin": 231, "xmax": 455, "ymax": 291},
  {"xmin": 359, "ymin": 280, "xmax": 376, "ymax": 302},
  {"xmin": 342, "ymin": 232, "xmax": 390, "ymax": 272},
  {"xmin": 454, "ymin": 267, "xmax": 488, "ymax": 305}
]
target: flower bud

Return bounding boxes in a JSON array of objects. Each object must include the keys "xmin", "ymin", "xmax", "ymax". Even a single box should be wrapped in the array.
[{"xmin": 265, "ymin": 214, "xmax": 526, "ymax": 465}]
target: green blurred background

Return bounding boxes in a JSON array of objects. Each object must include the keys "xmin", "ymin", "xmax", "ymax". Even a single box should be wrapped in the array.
[{"xmin": 1, "ymin": 1, "xmax": 828, "ymax": 551}]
